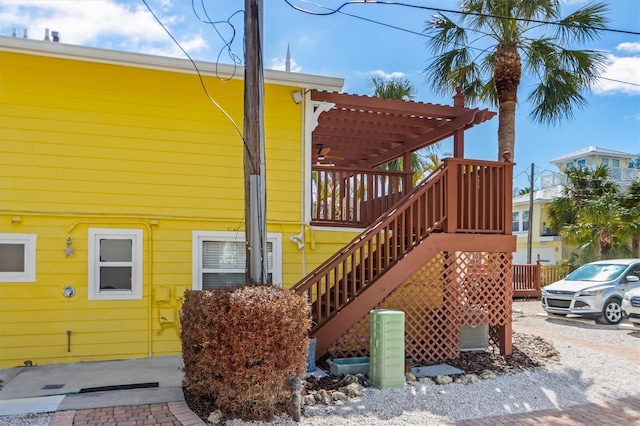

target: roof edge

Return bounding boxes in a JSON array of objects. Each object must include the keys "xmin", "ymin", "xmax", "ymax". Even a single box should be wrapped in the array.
[{"xmin": 0, "ymin": 36, "xmax": 344, "ymax": 91}]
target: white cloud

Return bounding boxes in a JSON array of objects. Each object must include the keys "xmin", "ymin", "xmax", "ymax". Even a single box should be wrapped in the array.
[
  {"xmin": 0, "ymin": 0, "xmax": 206, "ymax": 58},
  {"xmin": 369, "ymin": 70, "xmax": 406, "ymax": 79},
  {"xmin": 617, "ymin": 42, "xmax": 640, "ymax": 54},
  {"xmin": 594, "ymin": 54, "xmax": 640, "ymax": 96},
  {"xmin": 270, "ymin": 56, "xmax": 302, "ymax": 72}
]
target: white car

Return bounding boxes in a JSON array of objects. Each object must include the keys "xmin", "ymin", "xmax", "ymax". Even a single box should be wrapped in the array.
[
  {"xmin": 622, "ymin": 286, "xmax": 640, "ymax": 326},
  {"xmin": 541, "ymin": 259, "xmax": 640, "ymax": 324}
]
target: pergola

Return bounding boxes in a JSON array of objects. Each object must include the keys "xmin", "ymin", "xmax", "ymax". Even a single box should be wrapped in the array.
[{"xmin": 310, "ymin": 88, "xmax": 496, "ymax": 172}]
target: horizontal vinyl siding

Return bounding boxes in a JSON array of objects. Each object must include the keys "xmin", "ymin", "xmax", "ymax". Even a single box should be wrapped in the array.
[
  {"xmin": 0, "ymin": 50, "xmax": 357, "ymax": 367},
  {"xmin": 0, "ymin": 51, "xmax": 302, "ymax": 221}
]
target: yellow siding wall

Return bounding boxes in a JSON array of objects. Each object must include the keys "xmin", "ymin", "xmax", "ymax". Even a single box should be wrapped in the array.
[{"xmin": 0, "ymin": 50, "xmax": 353, "ymax": 367}]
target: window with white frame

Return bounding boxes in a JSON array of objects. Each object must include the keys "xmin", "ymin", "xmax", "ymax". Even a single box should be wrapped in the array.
[
  {"xmin": 577, "ymin": 159, "xmax": 586, "ymax": 168},
  {"xmin": 512, "ymin": 211, "xmax": 529, "ymax": 234},
  {"xmin": 192, "ymin": 231, "xmax": 282, "ymax": 290},
  {"xmin": 601, "ymin": 158, "xmax": 609, "ymax": 166},
  {"xmin": 612, "ymin": 159, "xmax": 620, "ymax": 168},
  {"xmin": 88, "ymin": 228, "xmax": 143, "ymax": 300},
  {"xmin": 0, "ymin": 234, "xmax": 36, "ymax": 282}
]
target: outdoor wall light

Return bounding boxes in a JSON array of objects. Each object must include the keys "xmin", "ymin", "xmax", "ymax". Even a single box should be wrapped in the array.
[{"xmin": 292, "ymin": 91, "xmax": 303, "ymax": 104}]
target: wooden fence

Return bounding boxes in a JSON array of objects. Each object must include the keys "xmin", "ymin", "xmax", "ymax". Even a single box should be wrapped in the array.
[{"xmin": 512, "ymin": 264, "xmax": 574, "ymax": 298}]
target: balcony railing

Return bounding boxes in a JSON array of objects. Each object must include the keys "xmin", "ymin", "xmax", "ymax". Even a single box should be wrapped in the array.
[
  {"xmin": 311, "ymin": 167, "xmax": 410, "ymax": 227},
  {"xmin": 541, "ymin": 167, "xmax": 640, "ymax": 190}
]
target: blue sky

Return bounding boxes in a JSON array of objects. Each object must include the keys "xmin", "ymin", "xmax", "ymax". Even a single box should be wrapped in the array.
[{"xmin": 1, "ymin": 0, "xmax": 638, "ymax": 191}]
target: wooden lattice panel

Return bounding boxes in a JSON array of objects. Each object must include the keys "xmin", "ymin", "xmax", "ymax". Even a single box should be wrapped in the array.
[{"xmin": 328, "ymin": 251, "xmax": 513, "ymax": 364}]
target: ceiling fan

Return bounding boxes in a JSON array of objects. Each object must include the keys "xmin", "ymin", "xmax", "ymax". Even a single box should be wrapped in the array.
[{"xmin": 314, "ymin": 145, "xmax": 343, "ymax": 162}]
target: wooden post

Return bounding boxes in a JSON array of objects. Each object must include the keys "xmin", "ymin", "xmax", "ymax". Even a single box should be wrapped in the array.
[{"xmin": 244, "ymin": 0, "xmax": 267, "ymax": 283}]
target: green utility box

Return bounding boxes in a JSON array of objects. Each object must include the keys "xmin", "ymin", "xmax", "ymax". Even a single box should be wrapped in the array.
[{"xmin": 369, "ymin": 309, "xmax": 405, "ymax": 389}]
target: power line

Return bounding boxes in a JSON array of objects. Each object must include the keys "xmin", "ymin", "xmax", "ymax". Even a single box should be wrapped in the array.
[
  {"xmin": 141, "ymin": 0, "xmax": 246, "ymax": 144},
  {"xmin": 284, "ymin": 0, "xmax": 640, "ymax": 88},
  {"xmin": 285, "ymin": 0, "xmax": 640, "ymax": 35}
]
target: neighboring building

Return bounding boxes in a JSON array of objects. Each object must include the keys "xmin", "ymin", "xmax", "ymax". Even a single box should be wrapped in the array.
[
  {"xmin": 513, "ymin": 146, "xmax": 639, "ymax": 265},
  {"xmin": 512, "ymin": 186, "xmax": 566, "ymax": 265},
  {"xmin": 1, "ymin": 36, "xmax": 515, "ymax": 369},
  {"xmin": 541, "ymin": 146, "xmax": 639, "ymax": 192}
]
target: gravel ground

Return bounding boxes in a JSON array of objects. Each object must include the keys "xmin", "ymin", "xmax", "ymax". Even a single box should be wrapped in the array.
[
  {"xmin": 2, "ymin": 301, "xmax": 639, "ymax": 426},
  {"xmin": 236, "ymin": 300, "xmax": 640, "ymax": 425}
]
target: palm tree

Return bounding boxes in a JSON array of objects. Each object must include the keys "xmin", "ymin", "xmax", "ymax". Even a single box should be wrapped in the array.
[
  {"xmin": 368, "ymin": 75, "xmax": 437, "ymax": 184},
  {"xmin": 424, "ymin": 0, "xmax": 609, "ymax": 161},
  {"xmin": 547, "ymin": 164, "xmax": 618, "ymax": 233},
  {"xmin": 562, "ymin": 194, "xmax": 634, "ymax": 262},
  {"xmin": 369, "ymin": 74, "xmax": 417, "ymax": 100},
  {"xmin": 620, "ymin": 180, "xmax": 640, "ymax": 257}
]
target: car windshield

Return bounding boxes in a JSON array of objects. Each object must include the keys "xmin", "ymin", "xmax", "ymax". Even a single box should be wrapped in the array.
[{"xmin": 565, "ymin": 263, "xmax": 627, "ymax": 282}]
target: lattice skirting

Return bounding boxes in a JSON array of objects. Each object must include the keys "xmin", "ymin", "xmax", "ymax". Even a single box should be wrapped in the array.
[{"xmin": 328, "ymin": 251, "xmax": 513, "ymax": 364}]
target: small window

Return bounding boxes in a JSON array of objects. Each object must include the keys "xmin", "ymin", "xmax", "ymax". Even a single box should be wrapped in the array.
[
  {"xmin": 512, "ymin": 212, "xmax": 520, "ymax": 233},
  {"xmin": 577, "ymin": 159, "xmax": 586, "ymax": 168},
  {"xmin": 565, "ymin": 162, "xmax": 574, "ymax": 169},
  {"xmin": 0, "ymin": 234, "xmax": 36, "ymax": 282},
  {"xmin": 601, "ymin": 158, "xmax": 609, "ymax": 166},
  {"xmin": 512, "ymin": 211, "xmax": 529, "ymax": 234},
  {"xmin": 192, "ymin": 231, "xmax": 282, "ymax": 290},
  {"xmin": 88, "ymin": 229, "xmax": 143, "ymax": 300},
  {"xmin": 612, "ymin": 159, "xmax": 620, "ymax": 168},
  {"xmin": 522, "ymin": 210, "xmax": 530, "ymax": 232}
]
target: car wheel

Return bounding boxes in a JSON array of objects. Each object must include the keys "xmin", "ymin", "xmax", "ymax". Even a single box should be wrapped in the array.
[{"xmin": 601, "ymin": 298, "xmax": 623, "ymax": 325}]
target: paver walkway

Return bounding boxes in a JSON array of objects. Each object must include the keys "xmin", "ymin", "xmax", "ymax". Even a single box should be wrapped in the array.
[{"xmin": 49, "ymin": 401, "xmax": 206, "ymax": 426}]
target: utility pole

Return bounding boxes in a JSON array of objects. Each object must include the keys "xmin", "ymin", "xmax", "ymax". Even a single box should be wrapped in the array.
[
  {"xmin": 244, "ymin": 0, "xmax": 267, "ymax": 283},
  {"xmin": 527, "ymin": 163, "xmax": 534, "ymax": 264}
]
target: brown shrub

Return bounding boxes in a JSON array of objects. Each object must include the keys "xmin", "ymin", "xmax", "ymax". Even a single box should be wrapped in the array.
[{"xmin": 180, "ymin": 285, "xmax": 311, "ymax": 422}]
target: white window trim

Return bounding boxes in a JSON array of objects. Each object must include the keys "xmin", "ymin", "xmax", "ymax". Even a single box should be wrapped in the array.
[
  {"xmin": 512, "ymin": 211, "xmax": 530, "ymax": 235},
  {"xmin": 192, "ymin": 231, "xmax": 282, "ymax": 290},
  {"xmin": 0, "ymin": 233, "xmax": 36, "ymax": 282},
  {"xmin": 88, "ymin": 228, "xmax": 143, "ymax": 300}
]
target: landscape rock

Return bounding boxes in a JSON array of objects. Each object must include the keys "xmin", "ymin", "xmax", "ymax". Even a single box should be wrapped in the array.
[
  {"xmin": 454, "ymin": 375, "xmax": 468, "ymax": 385},
  {"xmin": 303, "ymin": 394, "xmax": 316, "ymax": 406},
  {"xmin": 435, "ymin": 375, "xmax": 453, "ymax": 385},
  {"xmin": 207, "ymin": 410, "xmax": 223, "ymax": 425},
  {"xmin": 338, "ymin": 374, "xmax": 359, "ymax": 386},
  {"xmin": 332, "ymin": 391, "xmax": 348, "ymax": 402},
  {"xmin": 405, "ymin": 372, "xmax": 416, "ymax": 382},
  {"xmin": 338, "ymin": 382, "xmax": 363, "ymax": 397},
  {"xmin": 480, "ymin": 369, "xmax": 497, "ymax": 380},
  {"xmin": 419, "ymin": 377, "xmax": 436, "ymax": 385},
  {"xmin": 466, "ymin": 374, "xmax": 482, "ymax": 384},
  {"xmin": 314, "ymin": 389, "xmax": 331, "ymax": 405}
]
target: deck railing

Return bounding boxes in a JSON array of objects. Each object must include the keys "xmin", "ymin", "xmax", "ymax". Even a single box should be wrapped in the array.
[
  {"xmin": 311, "ymin": 167, "xmax": 409, "ymax": 227},
  {"xmin": 295, "ymin": 158, "xmax": 513, "ymax": 332}
]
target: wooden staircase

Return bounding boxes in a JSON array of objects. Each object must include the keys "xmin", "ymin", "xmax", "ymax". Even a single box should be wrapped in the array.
[{"xmin": 292, "ymin": 158, "xmax": 514, "ymax": 360}]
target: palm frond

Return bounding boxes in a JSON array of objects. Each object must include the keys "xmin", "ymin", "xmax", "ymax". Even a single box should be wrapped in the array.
[{"xmin": 554, "ymin": 2, "xmax": 610, "ymax": 44}]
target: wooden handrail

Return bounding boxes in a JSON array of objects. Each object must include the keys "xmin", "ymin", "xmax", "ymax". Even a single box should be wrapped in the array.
[{"xmin": 294, "ymin": 159, "xmax": 513, "ymax": 333}]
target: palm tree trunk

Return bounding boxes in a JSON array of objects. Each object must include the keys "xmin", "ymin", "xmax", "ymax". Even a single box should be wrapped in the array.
[{"xmin": 494, "ymin": 42, "xmax": 521, "ymax": 161}]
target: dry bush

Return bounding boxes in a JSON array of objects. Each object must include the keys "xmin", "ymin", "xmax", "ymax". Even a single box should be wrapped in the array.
[{"xmin": 181, "ymin": 285, "xmax": 311, "ymax": 422}]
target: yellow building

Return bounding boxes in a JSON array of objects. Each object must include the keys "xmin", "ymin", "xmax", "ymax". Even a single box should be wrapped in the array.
[
  {"xmin": 512, "ymin": 146, "xmax": 639, "ymax": 265},
  {"xmin": 0, "ymin": 36, "xmax": 357, "ymax": 368}
]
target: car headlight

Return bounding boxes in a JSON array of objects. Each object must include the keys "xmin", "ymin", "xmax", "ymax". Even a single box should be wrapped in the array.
[{"xmin": 579, "ymin": 288, "xmax": 606, "ymax": 296}]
